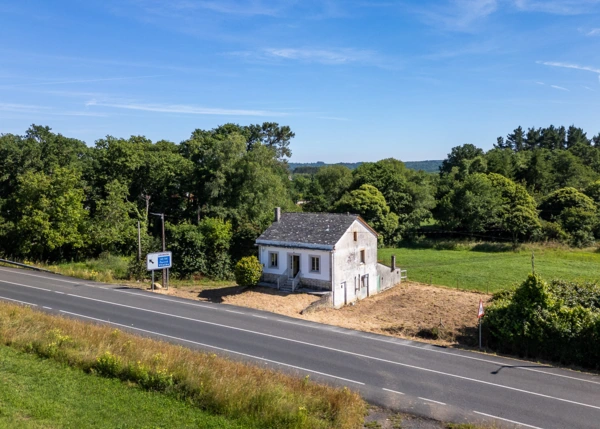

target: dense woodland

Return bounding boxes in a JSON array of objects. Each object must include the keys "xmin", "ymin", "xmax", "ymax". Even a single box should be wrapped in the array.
[{"xmin": 1, "ymin": 123, "xmax": 600, "ymax": 279}]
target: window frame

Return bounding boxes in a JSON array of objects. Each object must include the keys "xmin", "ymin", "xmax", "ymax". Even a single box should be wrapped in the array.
[
  {"xmin": 360, "ymin": 249, "xmax": 366, "ymax": 264},
  {"xmin": 309, "ymin": 255, "xmax": 321, "ymax": 273},
  {"xmin": 268, "ymin": 251, "xmax": 279, "ymax": 269},
  {"xmin": 353, "ymin": 231, "xmax": 358, "ymax": 241}
]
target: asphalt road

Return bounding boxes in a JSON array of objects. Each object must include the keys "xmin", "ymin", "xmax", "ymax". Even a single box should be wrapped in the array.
[{"xmin": 0, "ymin": 267, "xmax": 598, "ymax": 429}]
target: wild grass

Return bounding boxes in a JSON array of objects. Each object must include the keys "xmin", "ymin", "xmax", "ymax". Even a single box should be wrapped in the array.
[
  {"xmin": 0, "ymin": 345, "xmax": 244, "ymax": 428},
  {"xmin": 0, "ymin": 302, "xmax": 366, "ymax": 429},
  {"xmin": 379, "ymin": 242, "xmax": 600, "ymax": 293}
]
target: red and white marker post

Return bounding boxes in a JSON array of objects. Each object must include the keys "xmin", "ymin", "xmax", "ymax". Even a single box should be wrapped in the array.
[{"xmin": 478, "ymin": 299, "xmax": 485, "ymax": 349}]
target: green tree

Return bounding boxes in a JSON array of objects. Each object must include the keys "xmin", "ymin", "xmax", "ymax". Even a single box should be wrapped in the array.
[
  {"xmin": 90, "ymin": 180, "xmax": 140, "ymax": 254},
  {"xmin": 199, "ymin": 217, "xmax": 233, "ymax": 280},
  {"xmin": 539, "ymin": 188, "xmax": 597, "ymax": 245},
  {"xmin": 314, "ymin": 165, "xmax": 352, "ymax": 209},
  {"xmin": 12, "ymin": 167, "xmax": 88, "ymax": 260},
  {"xmin": 334, "ymin": 184, "xmax": 399, "ymax": 244},
  {"xmin": 440, "ymin": 144, "xmax": 485, "ymax": 174}
]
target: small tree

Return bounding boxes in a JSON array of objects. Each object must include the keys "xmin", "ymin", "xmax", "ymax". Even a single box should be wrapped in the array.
[{"xmin": 234, "ymin": 256, "xmax": 262, "ymax": 287}]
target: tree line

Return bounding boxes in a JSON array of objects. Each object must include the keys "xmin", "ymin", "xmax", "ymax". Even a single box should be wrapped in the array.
[{"xmin": 1, "ymin": 123, "xmax": 600, "ymax": 280}]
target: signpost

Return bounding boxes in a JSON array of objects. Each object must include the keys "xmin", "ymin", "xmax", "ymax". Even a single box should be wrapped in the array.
[
  {"xmin": 477, "ymin": 299, "xmax": 485, "ymax": 349},
  {"xmin": 147, "ymin": 251, "xmax": 172, "ymax": 291}
]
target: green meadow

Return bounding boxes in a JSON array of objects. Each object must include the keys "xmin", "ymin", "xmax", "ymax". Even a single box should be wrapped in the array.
[{"xmin": 379, "ymin": 244, "xmax": 600, "ymax": 293}]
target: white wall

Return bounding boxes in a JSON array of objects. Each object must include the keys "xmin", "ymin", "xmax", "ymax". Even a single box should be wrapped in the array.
[
  {"xmin": 259, "ymin": 245, "xmax": 331, "ymax": 281},
  {"xmin": 331, "ymin": 220, "xmax": 378, "ymax": 308}
]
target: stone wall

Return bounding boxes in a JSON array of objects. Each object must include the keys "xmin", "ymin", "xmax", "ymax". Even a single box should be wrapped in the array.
[
  {"xmin": 299, "ymin": 276, "xmax": 331, "ymax": 290},
  {"xmin": 376, "ymin": 263, "xmax": 403, "ymax": 290}
]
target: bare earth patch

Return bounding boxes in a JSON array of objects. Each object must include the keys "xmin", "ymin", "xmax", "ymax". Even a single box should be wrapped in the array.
[{"xmin": 153, "ymin": 281, "xmax": 489, "ymax": 347}]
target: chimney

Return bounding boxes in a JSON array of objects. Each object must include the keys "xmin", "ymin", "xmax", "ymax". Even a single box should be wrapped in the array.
[
  {"xmin": 274, "ymin": 207, "xmax": 281, "ymax": 222},
  {"xmin": 391, "ymin": 255, "xmax": 396, "ymax": 271}
]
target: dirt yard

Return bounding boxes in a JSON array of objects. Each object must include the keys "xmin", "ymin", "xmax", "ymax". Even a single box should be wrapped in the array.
[{"xmin": 153, "ymin": 281, "xmax": 490, "ymax": 346}]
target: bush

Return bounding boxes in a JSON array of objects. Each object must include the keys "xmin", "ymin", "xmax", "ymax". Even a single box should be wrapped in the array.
[
  {"xmin": 485, "ymin": 274, "xmax": 600, "ymax": 368},
  {"xmin": 234, "ymin": 256, "xmax": 262, "ymax": 287}
]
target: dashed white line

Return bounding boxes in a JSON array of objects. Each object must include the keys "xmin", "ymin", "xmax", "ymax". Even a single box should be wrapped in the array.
[
  {"xmin": 43, "ymin": 306, "xmax": 52, "ymax": 310},
  {"xmin": 45, "ymin": 291, "xmax": 600, "ymax": 412},
  {"xmin": 382, "ymin": 388, "xmax": 404, "ymax": 395},
  {"xmin": 419, "ymin": 397, "xmax": 446, "ymax": 405},
  {"xmin": 0, "ymin": 295, "xmax": 38, "ymax": 306},
  {"xmin": 474, "ymin": 411, "xmax": 544, "ymax": 429},
  {"xmin": 54, "ymin": 291, "xmax": 65, "ymax": 294},
  {"xmin": 0, "ymin": 279, "xmax": 50, "ymax": 292},
  {"xmin": 59, "ymin": 310, "xmax": 365, "ymax": 386},
  {"xmin": 252, "ymin": 314, "xmax": 268, "ymax": 319}
]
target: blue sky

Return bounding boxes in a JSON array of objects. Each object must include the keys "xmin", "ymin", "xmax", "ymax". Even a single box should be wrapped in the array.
[{"xmin": 1, "ymin": 0, "xmax": 599, "ymax": 162}]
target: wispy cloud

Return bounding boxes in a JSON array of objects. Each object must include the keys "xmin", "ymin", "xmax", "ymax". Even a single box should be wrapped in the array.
[
  {"xmin": 583, "ymin": 86, "xmax": 596, "ymax": 91},
  {"xmin": 0, "ymin": 102, "xmax": 107, "ymax": 117},
  {"xmin": 550, "ymin": 84, "xmax": 570, "ymax": 91},
  {"xmin": 86, "ymin": 100, "xmax": 286, "ymax": 117},
  {"xmin": 539, "ymin": 61, "xmax": 600, "ymax": 76},
  {"xmin": 587, "ymin": 28, "xmax": 600, "ymax": 36},
  {"xmin": 135, "ymin": 0, "xmax": 286, "ymax": 17},
  {"xmin": 513, "ymin": 0, "xmax": 600, "ymax": 15},
  {"xmin": 416, "ymin": 0, "xmax": 498, "ymax": 32},
  {"xmin": 0, "ymin": 75, "xmax": 163, "ymax": 89}
]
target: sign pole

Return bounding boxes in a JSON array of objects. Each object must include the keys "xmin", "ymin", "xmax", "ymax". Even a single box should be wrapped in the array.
[
  {"xmin": 152, "ymin": 270, "xmax": 155, "ymax": 291},
  {"xmin": 479, "ymin": 318, "xmax": 482, "ymax": 350},
  {"xmin": 477, "ymin": 298, "xmax": 485, "ymax": 350}
]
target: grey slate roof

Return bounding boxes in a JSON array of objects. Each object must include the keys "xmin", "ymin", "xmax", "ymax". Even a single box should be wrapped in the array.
[{"xmin": 256, "ymin": 212, "xmax": 365, "ymax": 250}]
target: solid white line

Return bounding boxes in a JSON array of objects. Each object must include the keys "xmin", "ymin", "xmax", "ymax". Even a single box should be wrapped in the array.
[
  {"xmin": 252, "ymin": 314, "xmax": 268, "ymax": 319},
  {"xmin": 419, "ymin": 397, "xmax": 446, "ymax": 405},
  {"xmin": 54, "ymin": 291, "xmax": 65, "ymax": 294},
  {"xmin": 0, "ymin": 279, "xmax": 50, "ymax": 292},
  {"xmin": 382, "ymin": 388, "xmax": 404, "ymax": 395},
  {"xmin": 58, "ymin": 310, "xmax": 365, "ymax": 386},
  {"xmin": 363, "ymin": 335, "xmax": 600, "ymax": 386},
  {"xmin": 473, "ymin": 411, "xmax": 544, "ymax": 429},
  {"xmin": 2, "ymin": 267, "xmax": 599, "ymax": 386},
  {"xmin": 56, "ymin": 291, "xmax": 600, "ymax": 411},
  {"xmin": 43, "ymin": 306, "xmax": 52, "ymax": 310},
  {"xmin": 0, "ymin": 295, "xmax": 38, "ymax": 306}
]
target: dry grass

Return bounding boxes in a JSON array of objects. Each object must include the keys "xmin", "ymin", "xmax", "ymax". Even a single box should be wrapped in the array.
[
  {"xmin": 0, "ymin": 302, "xmax": 366, "ymax": 429},
  {"xmin": 160, "ymin": 282, "xmax": 487, "ymax": 347}
]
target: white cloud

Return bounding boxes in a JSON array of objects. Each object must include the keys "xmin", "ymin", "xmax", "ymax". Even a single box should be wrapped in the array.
[
  {"xmin": 539, "ymin": 61, "xmax": 600, "ymax": 74},
  {"xmin": 583, "ymin": 86, "xmax": 596, "ymax": 91},
  {"xmin": 550, "ymin": 84, "xmax": 570, "ymax": 91},
  {"xmin": 0, "ymin": 102, "xmax": 107, "ymax": 117},
  {"xmin": 86, "ymin": 100, "xmax": 286, "ymax": 117},
  {"xmin": 513, "ymin": 0, "xmax": 600, "ymax": 15},
  {"xmin": 417, "ymin": 0, "xmax": 498, "ymax": 31},
  {"xmin": 587, "ymin": 28, "xmax": 600, "ymax": 36},
  {"xmin": 264, "ymin": 48, "xmax": 377, "ymax": 65},
  {"xmin": 0, "ymin": 75, "xmax": 163, "ymax": 88}
]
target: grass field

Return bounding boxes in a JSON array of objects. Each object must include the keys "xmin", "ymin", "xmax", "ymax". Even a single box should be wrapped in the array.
[
  {"xmin": 379, "ymin": 244, "xmax": 600, "ymax": 293},
  {"xmin": 0, "ymin": 345, "xmax": 243, "ymax": 429}
]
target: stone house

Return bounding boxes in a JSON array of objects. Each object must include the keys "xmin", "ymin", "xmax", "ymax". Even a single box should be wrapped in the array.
[{"xmin": 256, "ymin": 208, "xmax": 404, "ymax": 308}]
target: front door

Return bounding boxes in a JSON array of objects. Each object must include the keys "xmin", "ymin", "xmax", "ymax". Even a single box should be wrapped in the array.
[{"xmin": 288, "ymin": 254, "xmax": 300, "ymax": 278}]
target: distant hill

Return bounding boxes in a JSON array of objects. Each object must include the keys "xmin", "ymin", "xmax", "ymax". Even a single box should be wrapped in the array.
[{"xmin": 289, "ymin": 160, "xmax": 442, "ymax": 174}]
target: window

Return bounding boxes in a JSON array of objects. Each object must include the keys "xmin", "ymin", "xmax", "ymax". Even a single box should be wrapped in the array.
[
  {"xmin": 353, "ymin": 231, "xmax": 357, "ymax": 241},
  {"xmin": 310, "ymin": 256, "xmax": 320, "ymax": 273},
  {"xmin": 360, "ymin": 249, "xmax": 365, "ymax": 264},
  {"xmin": 269, "ymin": 252, "xmax": 278, "ymax": 268}
]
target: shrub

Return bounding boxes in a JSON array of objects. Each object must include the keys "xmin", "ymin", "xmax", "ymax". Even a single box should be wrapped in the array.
[
  {"xmin": 234, "ymin": 256, "xmax": 262, "ymax": 287},
  {"xmin": 485, "ymin": 274, "xmax": 600, "ymax": 368}
]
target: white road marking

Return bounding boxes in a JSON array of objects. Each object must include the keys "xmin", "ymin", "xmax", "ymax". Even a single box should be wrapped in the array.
[
  {"xmin": 382, "ymin": 388, "xmax": 404, "ymax": 395},
  {"xmin": 2, "ymin": 268, "xmax": 599, "ymax": 386},
  {"xmin": 224, "ymin": 309, "xmax": 246, "ymax": 314},
  {"xmin": 43, "ymin": 306, "xmax": 52, "ymax": 310},
  {"xmin": 419, "ymin": 397, "xmax": 446, "ymax": 405},
  {"xmin": 474, "ymin": 411, "xmax": 544, "ymax": 429},
  {"xmin": 58, "ymin": 310, "xmax": 365, "ymax": 386},
  {"xmin": 54, "ymin": 291, "xmax": 65, "ymax": 294},
  {"xmin": 0, "ymin": 295, "xmax": 38, "ymax": 306},
  {"xmin": 53, "ymin": 291, "xmax": 600, "ymax": 411},
  {"xmin": 252, "ymin": 314, "xmax": 268, "ymax": 319},
  {"xmin": 363, "ymin": 335, "xmax": 600, "ymax": 386},
  {"xmin": 0, "ymin": 279, "xmax": 50, "ymax": 292}
]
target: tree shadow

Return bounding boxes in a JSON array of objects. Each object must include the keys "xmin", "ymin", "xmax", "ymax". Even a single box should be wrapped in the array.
[
  {"xmin": 471, "ymin": 242, "xmax": 515, "ymax": 253},
  {"xmin": 491, "ymin": 365, "xmax": 551, "ymax": 375},
  {"xmin": 198, "ymin": 285, "xmax": 248, "ymax": 303}
]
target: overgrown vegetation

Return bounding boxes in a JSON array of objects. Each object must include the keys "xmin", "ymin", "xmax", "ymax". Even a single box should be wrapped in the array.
[
  {"xmin": 485, "ymin": 274, "xmax": 600, "ymax": 369},
  {"xmin": 0, "ymin": 302, "xmax": 366, "ymax": 429},
  {"xmin": 234, "ymin": 256, "xmax": 263, "ymax": 287},
  {"xmin": 0, "ymin": 345, "xmax": 244, "ymax": 428}
]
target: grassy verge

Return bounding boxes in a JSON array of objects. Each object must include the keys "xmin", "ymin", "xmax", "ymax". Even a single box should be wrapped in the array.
[
  {"xmin": 379, "ymin": 243, "xmax": 600, "ymax": 292},
  {"xmin": 0, "ymin": 345, "xmax": 245, "ymax": 429},
  {"xmin": 0, "ymin": 302, "xmax": 366, "ymax": 429}
]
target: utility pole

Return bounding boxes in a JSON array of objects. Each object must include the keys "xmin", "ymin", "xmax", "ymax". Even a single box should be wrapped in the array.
[
  {"xmin": 137, "ymin": 221, "xmax": 142, "ymax": 262},
  {"xmin": 150, "ymin": 212, "xmax": 167, "ymax": 289}
]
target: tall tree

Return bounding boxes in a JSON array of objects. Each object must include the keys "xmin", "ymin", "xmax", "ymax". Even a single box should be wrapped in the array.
[
  {"xmin": 440, "ymin": 144, "xmax": 485, "ymax": 174},
  {"xmin": 506, "ymin": 126, "xmax": 525, "ymax": 151}
]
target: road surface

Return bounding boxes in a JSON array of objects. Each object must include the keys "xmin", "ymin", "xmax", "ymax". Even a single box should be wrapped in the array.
[{"xmin": 0, "ymin": 266, "xmax": 598, "ymax": 429}]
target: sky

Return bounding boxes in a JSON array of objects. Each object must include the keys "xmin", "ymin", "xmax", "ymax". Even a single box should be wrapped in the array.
[{"xmin": 0, "ymin": 0, "xmax": 599, "ymax": 162}]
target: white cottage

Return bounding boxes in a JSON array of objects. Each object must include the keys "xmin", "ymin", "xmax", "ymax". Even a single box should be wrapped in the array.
[{"xmin": 256, "ymin": 208, "xmax": 404, "ymax": 308}]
